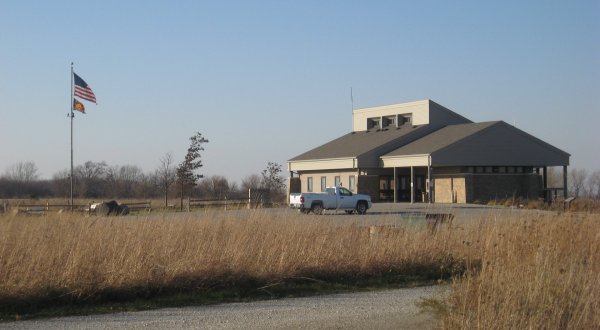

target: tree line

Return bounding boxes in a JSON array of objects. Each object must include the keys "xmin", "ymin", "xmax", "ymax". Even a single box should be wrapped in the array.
[
  {"xmin": 0, "ymin": 133, "xmax": 287, "ymax": 204},
  {"xmin": 0, "ymin": 160, "xmax": 286, "ymax": 203}
]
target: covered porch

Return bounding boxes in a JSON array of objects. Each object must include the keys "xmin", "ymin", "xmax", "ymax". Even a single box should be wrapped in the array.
[
  {"xmin": 374, "ymin": 166, "xmax": 432, "ymax": 203},
  {"xmin": 375, "ymin": 154, "xmax": 433, "ymax": 203}
]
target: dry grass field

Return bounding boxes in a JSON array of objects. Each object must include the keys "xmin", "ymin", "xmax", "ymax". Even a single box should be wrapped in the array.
[{"xmin": 0, "ymin": 208, "xmax": 598, "ymax": 328}]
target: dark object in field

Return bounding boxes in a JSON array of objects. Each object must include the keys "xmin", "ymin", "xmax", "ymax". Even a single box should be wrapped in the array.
[
  {"xmin": 425, "ymin": 213, "xmax": 454, "ymax": 234},
  {"xmin": 92, "ymin": 200, "xmax": 130, "ymax": 216}
]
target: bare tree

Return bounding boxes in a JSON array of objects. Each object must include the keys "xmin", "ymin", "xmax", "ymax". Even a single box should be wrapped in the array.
[
  {"xmin": 201, "ymin": 175, "xmax": 230, "ymax": 199},
  {"xmin": 569, "ymin": 168, "xmax": 588, "ymax": 198},
  {"xmin": 75, "ymin": 161, "xmax": 108, "ymax": 197},
  {"xmin": 241, "ymin": 174, "xmax": 262, "ymax": 191},
  {"xmin": 52, "ymin": 169, "xmax": 71, "ymax": 198},
  {"xmin": 114, "ymin": 165, "xmax": 143, "ymax": 198},
  {"xmin": 156, "ymin": 152, "xmax": 176, "ymax": 207},
  {"xmin": 546, "ymin": 167, "xmax": 563, "ymax": 188},
  {"xmin": 587, "ymin": 170, "xmax": 600, "ymax": 200},
  {"xmin": 176, "ymin": 132, "xmax": 209, "ymax": 210},
  {"xmin": 3, "ymin": 161, "xmax": 39, "ymax": 182}
]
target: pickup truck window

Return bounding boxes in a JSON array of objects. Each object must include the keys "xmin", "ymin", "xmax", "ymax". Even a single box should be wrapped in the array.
[
  {"xmin": 325, "ymin": 187, "xmax": 336, "ymax": 195},
  {"xmin": 339, "ymin": 187, "xmax": 352, "ymax": 196}
]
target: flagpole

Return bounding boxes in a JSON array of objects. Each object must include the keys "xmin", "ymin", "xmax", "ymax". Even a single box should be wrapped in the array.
[{"xmin": 70, "ymin": 62, "xmax": 74, "ymax": 211}]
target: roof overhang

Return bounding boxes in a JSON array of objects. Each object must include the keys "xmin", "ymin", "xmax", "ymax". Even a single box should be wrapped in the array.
[
  {"xmin": 380, "ymin": 154, "xmax": 430, "ymax": 168},
  {"xmin": 288, "ymin": 157, "xmax": 356, "ymax": 172}
]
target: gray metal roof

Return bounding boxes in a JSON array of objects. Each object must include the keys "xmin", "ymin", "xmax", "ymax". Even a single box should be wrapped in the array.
[
  {"xmin": 289, "ymin": 124, "xmax": 430, "ymax": 161},
  {"xmin": 383, "ymin": 121, "xmax": 570, "ymax": 166},
  {"xmin": 383, "ymin": 122, "xmax": 498, "ymax": 156}
]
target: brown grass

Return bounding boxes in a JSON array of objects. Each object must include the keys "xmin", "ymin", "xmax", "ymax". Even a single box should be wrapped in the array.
[
  {"xmin": 0, "ymin": 210, "xmax": 463, "ymax": 313},
  {"xmin": 0, "ymin": 209, "xmax": 598, "ymax": 328},
  {"xmin": 440, "ymin": 213, "xmax": 600, "ymax": 329}
]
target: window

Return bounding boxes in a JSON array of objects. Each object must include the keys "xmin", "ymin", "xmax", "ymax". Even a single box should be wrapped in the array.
[
  {"xmin": 339, "ymin": 187, "xmax": 352, "ymax": 196},
  {"xmin": 349, "ymin": 175, "xmax": 355, "ymax": 192},
  {"xmin": 320, "ymin": 176, "xmax": 327, "ymax": 192},
  {"xmin": 384, "ymin": 115, "xmax": 396, "ymax": 127},
  {"xmin": 367, "ymin": 117, "xmax": 381, "ymax": 129},
  {"xmin": 335, "ymin": 176, "xmax": 341, "ymax": 187},
  {"xmin": 485, "ymin": 167, "xmax": 493, "ymax": 173},
  {"xmin": 307, "ymin": 177, "xmax": 313, "ymax": 192}
]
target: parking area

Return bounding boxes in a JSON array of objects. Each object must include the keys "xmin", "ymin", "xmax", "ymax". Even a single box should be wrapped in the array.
[{"xmin": 256, "ymin": 202, "xmax": 554, "ymax": 228}]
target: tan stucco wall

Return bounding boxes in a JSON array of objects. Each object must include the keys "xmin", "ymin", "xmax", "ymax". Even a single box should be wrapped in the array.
[
  {"xmin": 352, "ymin": 100, "xmax": 430, "ymax": 131},
  {"xmin": 298, "ymin": 170, "xmax": 359, "ymax": 193},
  {"xmin": 288, "ymin": 158, "xmax": 355, "ymax": 171}
]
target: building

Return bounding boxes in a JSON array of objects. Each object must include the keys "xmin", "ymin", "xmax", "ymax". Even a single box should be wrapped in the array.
[{"xmin": 287, "ymin": 99, "xmax": 570, "ymax": 203}]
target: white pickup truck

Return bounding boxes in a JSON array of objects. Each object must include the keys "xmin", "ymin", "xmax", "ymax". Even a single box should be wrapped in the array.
[{"xmin": 289, "ymin": 186, "xmax": 373, "ymax": 215}]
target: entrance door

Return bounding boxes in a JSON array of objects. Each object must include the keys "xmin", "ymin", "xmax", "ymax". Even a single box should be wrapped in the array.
[
  {"xmin": 379, "ymin": 176, "xmax": 394, "ymax": 202},
  {"xmin": 397, "ymin": 175, "xmax": 411, "ymax": 202}
]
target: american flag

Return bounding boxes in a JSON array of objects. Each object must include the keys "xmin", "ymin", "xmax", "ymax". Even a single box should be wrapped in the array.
[{"xmin": 73, "ymin": 73, "xmax": 97, "ymax": 103}]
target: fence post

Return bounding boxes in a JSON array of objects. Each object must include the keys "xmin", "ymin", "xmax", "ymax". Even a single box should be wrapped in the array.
[
  {"xmin": 187, "ymin": 197, "xmax": 190, "ymax": 212},
  {"xmin": 248, "ymin": 188, "xmax": 251, "ymax": 209}
]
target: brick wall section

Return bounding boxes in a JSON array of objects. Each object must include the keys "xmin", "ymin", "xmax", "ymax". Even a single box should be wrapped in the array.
[
  {"xmin": 357, "ymin": 175, "xmax": 380, "ymax": 202},
  {"xmin": 468, "ymin": 174, "xmax": 542, "ymax": 202},
  {"xmin": 435, "ymin": 174, "xmax": 542, "ymax": 203},
  {"xmin": 289, "ymin": 177, "xmax": 301, "ymax": 194}
]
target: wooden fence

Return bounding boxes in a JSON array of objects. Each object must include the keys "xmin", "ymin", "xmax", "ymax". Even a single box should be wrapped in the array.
[
  {"xmin": 187, "ymin": 188, "xmax": 274, "ymax": 211},
  {"xmin": 0, "ymin": 188, "xmax": 277, "ymax": 215},
  {"xmin": 0, "ymin": 200, "xmax": 152, "ymax": 215}
]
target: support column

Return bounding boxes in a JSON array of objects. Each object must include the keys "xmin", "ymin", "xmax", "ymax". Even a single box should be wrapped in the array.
[
  {"xmin": 393, "ymin": 167, "xmax": 397, "ymax": 203},
  {"xmin": 542, "ymin": 167, "xmax": 547, "ymax": 189},
  {"xmin": 428, "ymin": 166, "xmax": 433, "ymax": 204},
  {"xmin": 542, "ymin": 166, "xmax": 548, "ymax": 202},
  {"xmin": 563, "ymin": 166, "xmax": 568, "ymax": 199},
  {"xmin": 427, "ymin": 156, "xmax": 432, "ymax": 204},
  {"xmin": 410, "ymin": 166, "xmax": 414, "ymax": 204}
]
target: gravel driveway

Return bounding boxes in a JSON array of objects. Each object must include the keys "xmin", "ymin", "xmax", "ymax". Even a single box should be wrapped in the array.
[{"xmin": 2, "ymin": 286, "xmax": 445, "ymax": 330}]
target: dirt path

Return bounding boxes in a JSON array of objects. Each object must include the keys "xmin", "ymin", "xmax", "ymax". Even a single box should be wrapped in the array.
[{"xmin": 2, "ymin": 286, "xmax": 445, "ymax": 329}]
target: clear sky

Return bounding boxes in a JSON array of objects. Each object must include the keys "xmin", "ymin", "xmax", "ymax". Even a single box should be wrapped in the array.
[{"xmin": 1, "ymin": 1, "xmax": 598, "ymax": 183}]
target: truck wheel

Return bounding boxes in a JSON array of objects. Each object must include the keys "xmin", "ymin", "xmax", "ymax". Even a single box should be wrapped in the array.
[
  {"xmin": 356, "ymin": 201, "xmax": 368, "ymax": 215},
  {"xmin": 345, "ymin": 210, "xmax": 354, "ymax": 215},
  {"xmin": 311, "ymin": 203, "xmax": 323, "ymax": 215}
]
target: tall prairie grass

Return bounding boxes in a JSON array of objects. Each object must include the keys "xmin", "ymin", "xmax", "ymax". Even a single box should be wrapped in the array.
[
  {"xmin": 440, "ymin": 213, "xmax": 600, "ymax": 329},
  {"xmin": 0, "ymin": 209, "xmax": 598, "ymax": 329},
  {"xmin": 0, "ymin": 210, "xmax": 463, "ymax": 313}
]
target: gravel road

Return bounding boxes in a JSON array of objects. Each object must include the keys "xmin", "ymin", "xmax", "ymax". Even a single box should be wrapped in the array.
[{"xmin": 2, "ymin": 286, "xmax": 445, "ymax": 330}]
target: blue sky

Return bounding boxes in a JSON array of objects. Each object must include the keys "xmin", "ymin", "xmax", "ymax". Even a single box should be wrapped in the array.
[{"xmin": 1, "ymin": 1, "xmax": 598, "ymax": 183}]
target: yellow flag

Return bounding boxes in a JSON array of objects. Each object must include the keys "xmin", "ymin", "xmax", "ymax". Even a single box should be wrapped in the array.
[{"xmin": 73, "ymin": 98, "xmax": 86, "ymax": 113}]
